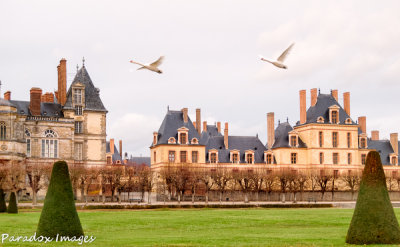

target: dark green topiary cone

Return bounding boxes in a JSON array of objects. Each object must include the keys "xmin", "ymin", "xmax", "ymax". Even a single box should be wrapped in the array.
[
  {"xmin": 346, "ymin": 151, "xmax": 400, "ymax": 244},
  {"xmin": 7, "ymin": 192, "xmax": 18, "ymax": 214},
  {"xmin": 36, "ymin": 161, "xmax": 84, "ymax": 238},
  {"xmin": 0, "ymin": 189, "xmax": 6, "ymax": 212}
]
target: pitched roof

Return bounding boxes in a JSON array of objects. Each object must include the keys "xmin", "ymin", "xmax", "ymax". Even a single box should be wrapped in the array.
[
  {"xmin": 9, "ymin": 100, "xmax": 63, "ymax": 117},
  {"xmin": 200, "ymin": 124, "xmax": 222, "ymax": 145},
  {"xmin": 368, "ymin": 139, "xmax": 395, "ymax": 165},
  {"xmin": 272, "ymin": 122, "xmax": 307, "ymax": 149},
  {"xmin": 64, "ymin": 66, "xmax": 107, "ymax": 112},
  {"xmin": 303, "ymin": 93, "xmax": 356, "ymax": 125},
  {"xmin": 128, "ymin": 157, "xmax": 151, "ymax": 166},
  {"xmin": 106, "ymin": 141, "xmax": 122, "ymax": 162}
]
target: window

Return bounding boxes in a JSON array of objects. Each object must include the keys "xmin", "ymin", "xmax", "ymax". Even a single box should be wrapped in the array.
[
  {"xmin": 347, "ymin": 132, "xmax": 351, "ymax": 148},
  {"xmin": 360, "ymin": 138, "xmax": 366, "ymax": 148},
  {"xmin": 392, "ymin": 157, "xmax": 398, "ymax": 165},
  {"xmin": 232, "ymin": 153, "xmax": 238, "ymax": 163},
  {"xmin": 331, "ymin": 111, "xmax": 338, "ymax": 124},
  {"xmin": 246, "ymin": 153, "xmax": 253, "ymax": 164},
  {"xmin": 25, "ymin": 129, "xmax": 31, "ymax": 157},
  {"xmin": 180, "ymin": 133, "xmax": 187, "ymax": 144},
  {"xmin": 75, "ymin": 121, "xmax": 83, "ymax": 134},
  {"xmin": 361, "ymin": 154, "xmax": 366, "ymax": 165},
  {"xmin": 75, "ymin": 106, "xmax": 83, "ymax": 115},
  {"xmin": 41, "ymin": 130, "xmax": 58, "ymax": 158},
  {"xmin": 192, "ymin": 151, "xmax": 198, "ymax": 163},
  {"xmin": 348, "ymin": 153, "xmax": 352, "ymax": 164},
  {"xmin": 319, "ymin": 132, "xmax": 323, "ymax": 147},
  {"xmin": 319, "ymin": 152, "xmax": 324, "ymax": 164},
  {"xmin": 210, "ymin": 153, "xmax": 217, "ymax": 163},
  {"xmin": 266, "ymin": 154, "xmax": 272, "ymax": 164},
  {"xmin": 191, "ymin": 138, "xmax": 198, "ymax": 144},
  {"xmin": 333, "ymin": 153, "xmax": 339, "ymax": 164},
  {"xmin": 153, "ymin": 136, "xmax": 157, "ymax": 145},
  {"xmin": 0, "ymin": 122, "xmax": 6, "ymax": 140},
  {"xmin": 168, "ymin": 151, "xmax": 175, "ymax": 162},
  {"xmin": 73, "ymin": 88, "xmax": 83, "ymax": 104},
  {"xmin": 290, "ymin": 136, "xmax": 297, "ymax": 147},
  {"xmin": 332, "ymin": 132, "xmax": 338, "ymax": 148},
  {"xmin": 75, "ymin": 143, "xmax": 83, "ymax": 160},
  {"xmin": 168, "ymin": 137, "xmax": 176, "ymax": 144},
  {"xmin": 107, "ymin": 156, "xmax": 112, "ymax": 164},
  {"xmin": 153, "ymin": 151, "xmax": 156, "ymax": 163},
  {"xmin": 291, "ymin": 153, "xmax": 297, "ymax": 164},
  {"xmin": 180, "ymin": 151, "xmax": 187, "ymax": 163}
]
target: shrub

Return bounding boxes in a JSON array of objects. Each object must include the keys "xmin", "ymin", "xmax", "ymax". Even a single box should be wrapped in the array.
[
  {"xmin": 0, "ymin": 189, "xmax": 6, "ymax": 212},
  {"xmin": 36, "ymin": 161, "xmax": 84, "ymax": 238},
  {"xmin": 346, "ymin": 151, "xmax": 400, "ymax": 244},
  {"xmin": 7, "ymin": 192, "xmax": 18, "ymax": 214}
]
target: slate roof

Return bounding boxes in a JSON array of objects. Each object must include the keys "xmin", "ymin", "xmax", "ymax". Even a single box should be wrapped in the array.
[
  {"xmin": 303, "ymin": 93, "xmax": 356, "ymax": 125},
  {"xmin": 64, "ymin": 66, "xmax": 107, "ymax": 112},
  {"xmin": 9, "ymin": 100, "xmax": 63, "ymax": 117},
  {"xmin": 368, "ymin": 139, "xmax": 397, "ymax": 165},
  {"xmin": 200, "ymin": 124, "xmax": 222, "ymax": 145},
  {"xmin": 106, "ymin": 141, "xmax": 122, "ymax": 162},
  {"xmin": 155, "ymin": 110, "xmax": 202, "ymax": 146},
  {"xmin": 128, "ymin": 157, "xmax": 151, "ymax": 166},
  {"xmin": 0, "ymin": 98, "xmax": 16, "ymax": 107},
  {"xmin": 271, "ymin": 122, "xmax": 307, "ymax": 149}
]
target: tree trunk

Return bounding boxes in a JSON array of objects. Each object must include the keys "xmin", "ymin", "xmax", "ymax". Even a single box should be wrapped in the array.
[
  {"xmin": 293, "ymin": 193, "xmax": 297, "ymax": 203},
  {"xmin": 102, "ymin": 194, "xmax": 105, "ymax": 204},
  {"xmin": 192, "ymin": 188, "xmax": 195, "ymax": 204},
  {"xmin": 244, "ymin": 192, "xmax": 248, "ymax": 203},
  {"xmin": 205, "ymin": 191, "xmax": 209, "ymax": 205},
  {"xmin": 81, "ymin": 187, "xmax": 85, "ymax": 202},
  {"xmin": 32, "ymin": 190, "xmax": 37, "ymax": 206},
  {"xmin": 148, "ymin": 191, "xmax": 151, "ymax": 205},
  {"xmin": 118, "ymin": 191, "xmax": 121, "ymax": 204},
  {"xmin": 281, "ymin": 192, "xmax": 286, "ymax": 203}
]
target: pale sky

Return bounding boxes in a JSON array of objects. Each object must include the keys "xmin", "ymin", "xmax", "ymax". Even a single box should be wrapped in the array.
[{"xmin": 1, "ymin": 0, "xmax": 399, "ymax": 156}]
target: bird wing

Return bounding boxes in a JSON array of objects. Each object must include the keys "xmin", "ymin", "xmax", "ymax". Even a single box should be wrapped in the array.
[
  {"xmin": 150, "ymin": 56, "xmax": 164, "ymax": 67},
  {"xmin": 277, "ymin": 43, "xmax": 295, "ymax": 62},
  {"xmin": 130, "ymin": 60, "xmax": 146, "ymax": 67}
]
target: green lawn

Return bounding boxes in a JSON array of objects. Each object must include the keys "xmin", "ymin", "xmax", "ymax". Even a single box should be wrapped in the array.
[{"xmin": 1, "ymin": 208, "xmax": 400, "ymax": 246}]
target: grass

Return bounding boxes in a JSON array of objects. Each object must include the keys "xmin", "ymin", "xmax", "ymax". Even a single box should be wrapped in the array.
[{"xmin": 1, "ymin": 208, "xmax": 400, "ymax": 246}]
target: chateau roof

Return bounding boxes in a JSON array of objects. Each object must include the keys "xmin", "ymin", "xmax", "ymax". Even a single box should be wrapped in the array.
[
  {"xmin": 368, "ymin": 139, "xmax": 396, "ymax": 165},
  {"xmin": 200, "ymin": 124, "xmax": 222, "ymax": 145},
  {"xmin": 106, "ymin": 141, "xmax": 122, "ymax": 162},
  {"xmin": 9, "ymin": 100, "xmax": 63, "ymax": 117},
  {"xmin": 64, "ymin": 66, "xmax": 107, "ymax": 112},
  {"xmin": 0, "ymin": 98, "xmax": 16, "ymax": 108},
  {"xmin": 272, "ymin": 122, "xmax": 307, "ymax": 149},
  {"xmin": 128, "ymin": 157, "xmax": 151, "ymax": 166}
]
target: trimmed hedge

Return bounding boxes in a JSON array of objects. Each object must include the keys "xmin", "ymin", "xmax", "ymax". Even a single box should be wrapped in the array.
[
  {"xmin": 36, "ymin": 161, "xmax": 84, "ymax": 238},
  {"xmin": 346, "ymin": 151, "xmax": 400, "ymax": 244},
  {"xmin": 7, "ymin": 192, "xmax": 18, "ymax": 214},
  {"xmin": 0, "ymin": 189, "xmax": 6, "ymax": 212}
]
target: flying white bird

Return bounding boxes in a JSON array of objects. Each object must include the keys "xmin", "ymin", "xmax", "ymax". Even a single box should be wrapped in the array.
[
  {"xmin": 130, "ymin": 56, "xmax": 164, "ymax": 74},
  {"xmin": 259, "ymin": 43, "xmax": 295, "ymax": 69}
]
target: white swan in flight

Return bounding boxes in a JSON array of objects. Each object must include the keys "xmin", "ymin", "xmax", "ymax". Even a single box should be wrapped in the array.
[
  {"xmin": 259, "ymin": 43, "xmax": 294, "ymax": 69},
  {"xmin": 130, "ymin": 56, "xmax": 164, "ymax": 74}
]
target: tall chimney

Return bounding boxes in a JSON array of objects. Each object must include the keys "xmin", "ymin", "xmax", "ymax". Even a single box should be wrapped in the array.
[
  {"xmin": 343, "ymin": 92, "xmax": 350, "ymax": 116},
  {"xmin": 119, "ymin": 140, "xmax": 123, "ymax": 159},
  {"xmin": 4, "ymin": 91, "xmax": 11, "ymax": 100},
  {"xmin": 358, "ymin": 116, "xmax": 366, "ymax": 134},
  {"xmin": 196, "ymin": 108, "xmax": 201, "ymax": 134},
  {"xmin": 371, "ymin": 130, "xmax": 379, "ymax": 141},
  {"xmin": 267, "ymin": 112, "xmax": 275, "ymax": 149},
  {"xmin": 203, "ymin": 121, "xmax": 207, "ymax": 132},
  {"xmin": 390, "ymin": 133, "xmax": 398, "ymax": 155},
  {"xmin": 310, "ymin": 88, "xmax": 317, "ymax": 107},
  {"xmin": 29, "ymin": 87, "xmax": 42, "ymax": 116},
  {"xmin": 299, "ymin": 90, "xmax": 306, "ymax": 124},
  {"xmin": 217, "ymin": 122, "xmax": 221, "ymax": 133},
  {"xmin": 331, "ymin": 89, "xmax": 338, "ymax": 102},
  {"xmin": 110, "ymin": 139, "xmax": 115, "ymax": 154},
  {"xmin": 58, "ymin": 58, "xmax": 67, "ymax": 106},
  {"xmin": 224, "ymin": 122, "xmax": 229, "ymax": 149},
  {"xmin": 182, "ymin": 108, "xmax": 188, "ymax": 123}
]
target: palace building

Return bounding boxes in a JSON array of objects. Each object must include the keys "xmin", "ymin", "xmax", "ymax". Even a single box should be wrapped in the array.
[
  {"xmin": 150, "ymin": 89, "xmax": 399, "ymax": 173},
  {"xmin": 0, "ymin": 58, "xmax": 107, "ymax": 166}
]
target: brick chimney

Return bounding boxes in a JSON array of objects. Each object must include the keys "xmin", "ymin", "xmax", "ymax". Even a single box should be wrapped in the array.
[
  {"xmin": 196, "ymin": 108, "xmax": 201, "ymax": 134},
  {"xmin": 58, "ymin": 58, "xmax": 67, "ymax": 106},
  {"xmin": 390, "ymin": 133, "xmax": 398, "ymax": 155},
  {"xmin": 224, "ymin": 122, "xmax": 229, "ymax": 149},
  {"xmin": 4, "ymin": 91, "xmax": 11, "ymax": 100},
  {"xmin": 203, "ymin": 121, "xmax": 207, "ymax": 132},
  {"xmin": 358, "ymin": 116, "xmax": 366, "ymax": 134},
  {"xmin": 41, "ymin": 92, "xmax": 55, "ymax": 103},
  {"xmin": 182, "ymin": 108, "xmax": 188, "ymax": 123},
  {"xmin": 331, "ymin": 89, "xmax": 338, "ymax": 102},
  {"xmin": 29, "ymin": 87, "xmax": 42, "ymax": 116},
  {"xmin": 310, "ymin": 88, "xmax": 317, "ymax": 107},
  {"xmin": 343, "ymin": 92, "xmax": 350, "ymax": 116},
  {"xmin": 217, "ymin": 122, "xmax": 221, "ymax": 133},
  {"xmin": 119, "ymin": 140, "xmax": 123, "ymax": 158},
  {"xmin": 267, "ymin": 112, "xmax": 275, "ymax": 149},
  {"xmin": 110, "ymin": 139, "xmax": 115, "ymax": 154},
  {"xmin": 371, "ymin": 130, "xmax": 379, "ymax": 141},
  {"xmin": 299, "ymin": 90, "xmax": 306, "ymax": 124}
]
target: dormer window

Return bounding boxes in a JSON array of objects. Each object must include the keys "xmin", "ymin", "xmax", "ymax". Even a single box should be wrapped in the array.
[
  {"xmin": 191, "ymin": 138, "xmax": 198, "ymax": 144},
  {"xmin": 153, "ymin": 132, "xmax": 158, "ymax": 145},
  {"xmin": 180, "ymin": 133, "xmax": 187, "ymax": 144},
  {"xmin": 359, "ymin": 137, "xmax": 367, "ymax": 148},
  {"xmin": 317, "ymin": 116, "xmax": 324, "ymax": 123},
  {"xmin": 230, "ymin": 150, "xmax": 240, "ymax": 163},
  {"xmin": 72, "ymin": 83, "xmax": 85, "ymax": 107},
  {"xmin": 288, "ymin": 133, "xmax": 299, "ymax": 147},
  {"xmin": 345, "ymin": 118, "xmax": 352, "ymax": 124},
  {"xmin": 245, "ymin": 150, "xmax": 255, "ymax": 164},
  {"xmin": 391, "ymin": 156, "xmax": 398, "ymax": 165},
  {"xmin": 73, "ymin": 88, "xmax": 83, "ymax": 105},
  {"xmin": 331, "ymin": 111, "xmax": 338, "ymax": 124},
  {"xmin": 265, "ymin": 152, "xmax": 273, "ymax": 164},
  {"xmin": 329, "ymin": 105, "xmax": 340, "ymax": 124},
  {"xmin": 168, "ymin": 137, "xmax": 176, "ymax": 144},
  {"xmin": 177, "ymin": 127, "xmax": 189, "ymax": 144},
  {"xmin": 209, "ymin": 150, "xmax": 218, "ymax": 163}
]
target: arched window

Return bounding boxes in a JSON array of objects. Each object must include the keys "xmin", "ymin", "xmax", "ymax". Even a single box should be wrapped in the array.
[
  {"xmin": 42, "ymin": 130, "xmax": 58, "ymax": 158},
  {"xmin": 25, "ymin": 129, "xmax": 31, "ymax": 157},
  {"xmin": 0, "ymin": 122, "xmax": 6, "ymax": 140}
]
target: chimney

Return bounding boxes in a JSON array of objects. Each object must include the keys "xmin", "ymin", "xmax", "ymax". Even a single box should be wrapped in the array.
[
  {"xmin": 196, "ymin": 108, "xmax": 201, "ymax": 134},
  {"xmin": 119, "ymin": 140, "xmax": 123, "ymax": 159},
  {"xmin": 371, "ymin": 130, "xmax": 379, "ymax": 141},
  {"xmin": 224, "ymin": 122, "xmax": 229, "ymax": 149},
  {"xmin": 299, "ymin": 90, "xmax": 306, "ymax": 124},
  {"xmin": 310, "ymin": 88, "xmax": 317, "ymax": 107},
  {"xmin": 54, "ymin": 91, "xmax": 59, "ymax": 102},
  {"xmin": 217, "ymin": 122, "xmax": 221, "ymax": 133},
  {"xmin": 182, "ymin": 108, "xmax": 188, "ymax": 123},
  {"xmin": 4, "ymin": 91, "xmax": 11, "ymax": 100},
  {"xmin": 331, "ymin": 89, "xmax": 338, "ymax": 102},
  {"xmin": 58, "ymin": 58, "xmax": 67, "ymax": 106},
  {"xmin": 193, "ymin": 122, "xmax": 197, "ymax": 129},
  {"xmin": 110, "ymin": 139, "xmax": 115, "ymax": 154},
  {"xmin": 41, "ymin": 92, "xmax": 55, "ymax": 103},
  {"xmin": 358, "ymin": 116, "xmax": 366, "ymax": 134},
  {"xmin": 203, "ymin": 121, "xmax": 207, "ymax": 132},
  {"xmin": 390, "ymin": 133, "xmax": 398, "ymax": 155},
  {"xmin": 29, "ymin": 87, "xmax": 42, "ymax": 116},
  {"xmin": 343, "ymin": 92, "xmax": 350, "ymax": 116},
  {"xmin": 267, "ymin": 112, "xmax": 275, "ymax": 149}
]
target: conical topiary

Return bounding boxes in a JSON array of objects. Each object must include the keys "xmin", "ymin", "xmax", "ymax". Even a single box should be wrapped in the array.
[
  {"xmin": 0, "ymin": 189, "xmax": 6, "ymax": 212},
  {"xmin": 346, "ymin": 151, "xmax": 400, "ymax": 244},
  {"xmin": 7, "ymin": 192, "xmax": 18, "ymax": 214},
  {"xmin": 36, "ymin": 161, "xmax": 84, "ymax": 238}
]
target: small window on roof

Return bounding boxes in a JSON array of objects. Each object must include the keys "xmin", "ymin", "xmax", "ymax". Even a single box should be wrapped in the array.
[
  {"xmin": 317, "ymin": 116, "xmax": 324, "ymax": 123},
  {"xmin": 345, "ymin": 118, "xmax": 352, "ymax": 124},
  {"xmin": 191, "ymin": 138, "xmax": 198, "ymax": 144},
  {"xmin": 168, "ymin": 137, "xmax": 176, "ymax": 144}
]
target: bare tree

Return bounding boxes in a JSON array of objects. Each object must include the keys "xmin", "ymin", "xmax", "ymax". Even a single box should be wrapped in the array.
[
  {"xmin": 296, "ymin": 172, "xmax": 308, "ymax": 202},
  {"xmin": 264, "ymin": 170, "xmax": 276, "ymax": 201},
  {"xmin": 172, "ymin": 165, "xmax": 191, "ymax": 203},
  {"xmin": 276, "ymin": 168, "xmax": 290, "ymax": 202},
  {"xmin": 211, "ymin": 167, "xmax": 232, "ymax": 203},
  {"xmin": 250, "ymin": 168, "xmax": 265, "ymax": 202},
  {"xmin": 26, "ymin": 162, "xmax": 51, "ymax": 205},
  {"xmin": 341, "ymin": 170, "xmax": 361, "ymax": 200},
  {"xmin": 160, "ymin": 165, "xmax": 175, "ymax": 201},
  {"xmin": 315, "ymin": 169, "xmax": 332, "ymax": 200},
  {"xmin": 198, "ymin": 168, "xmax": 214, "ymax": 204},
  {"xmin": 69, "ymin": 164, "xmax": 85, "ymax": 200},
  {"xmin": 188, "ymin": 169, "xmax": 202, "ymax": 204},
  {"xmin": 84, "ymin": 167, "xmax": 100, "ymax": 203},
  {"xmin": 385, "ymin": 170, "xmax": 396, "ymax": 192},
  {"xmin": 234, "ymin": 169, "xmax": 254, "ymax": 203},
  {"xmin": 5, "ymin": 161, "xmax": 26, "ymax": 198}
]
